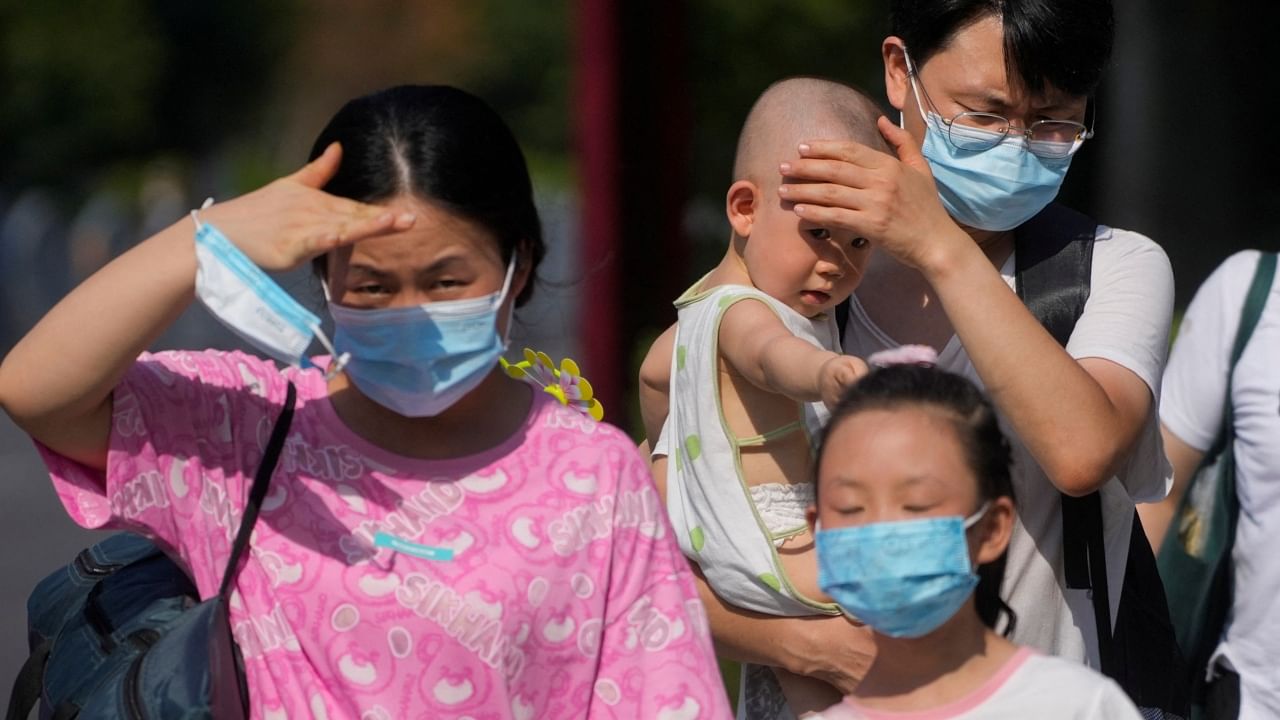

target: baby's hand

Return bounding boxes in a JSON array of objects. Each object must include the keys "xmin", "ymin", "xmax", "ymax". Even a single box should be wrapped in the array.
[{"xmin": 818, "ymin": 355, "xmax": 869, "ymax": 409}]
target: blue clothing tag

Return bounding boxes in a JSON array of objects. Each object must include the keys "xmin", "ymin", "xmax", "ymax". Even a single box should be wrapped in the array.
[{"xmin": 373, "ymin": 532, "xmax": 455, "ymax": 562}]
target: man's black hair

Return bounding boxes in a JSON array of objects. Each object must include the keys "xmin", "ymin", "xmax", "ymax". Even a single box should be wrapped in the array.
[{"xmin": 891, "ymin": 0, "xmax": 1114, "ymax": 97}]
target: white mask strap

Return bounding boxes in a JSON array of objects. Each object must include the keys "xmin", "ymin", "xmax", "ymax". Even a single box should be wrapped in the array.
[
  {"xmin": 962, "ymin": 501, "xmax": 992, "ymax": 530},
  {"xmin": 496, "ymin": 254, "xmax": 519, "ymax": 305},
  {"xmin": 902, "ymin": 49, "xmax": 931, "ymax": 124},
  {"xmin": 308, "ymin": 323, "xmax": 348, "ymax": 380},
  {"xmin": 497, "ymin": 253, "xmax": 520, "ymax": 347},
  {"xmin": 189, "ymin": 197, "xmax": 215, "ymax": 231}
]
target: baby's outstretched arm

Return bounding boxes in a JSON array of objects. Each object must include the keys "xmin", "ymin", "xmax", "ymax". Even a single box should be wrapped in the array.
[{"xmin": 720, "ymin": 300, "xmax": 867, "ymax": 408}]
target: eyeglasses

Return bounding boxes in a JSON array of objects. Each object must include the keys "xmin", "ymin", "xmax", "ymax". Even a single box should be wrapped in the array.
[{"xmin": 910, "ymin": 64, "xmax": 1095, "ymax": 160}]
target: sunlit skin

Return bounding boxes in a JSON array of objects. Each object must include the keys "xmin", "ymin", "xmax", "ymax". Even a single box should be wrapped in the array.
[
  {"xmin": 727, "ymin": 176, "xmax": 871, "ymax": 320},
  {"xmin": 809, "ymin": 406, "xmax": 1018, "ymax": 712},
  {"xmin": 323, "ymin": 195, "xmax": 534, "ymax": 461}
]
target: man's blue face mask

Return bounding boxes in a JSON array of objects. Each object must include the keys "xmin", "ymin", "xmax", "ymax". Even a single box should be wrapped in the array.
[
  {"xmin": 816, "ymin": 502, "xmax": 990, "ymax": 638},
  {"xmin": 905, "ymin": 52, "xmax": 1074, "ymax": 232}
]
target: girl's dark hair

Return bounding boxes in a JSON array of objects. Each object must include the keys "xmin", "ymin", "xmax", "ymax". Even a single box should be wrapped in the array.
[
  {"xmin": 890, "ymin": 0, "xmax": 1114, "ymax": 97},
  {"xmin": 307, "ymin": 85, "xmax": 544, "ymax": 306},
  {"xmin": 815, "ymin": 364, "xmax": 1018, "ymax": 635}
]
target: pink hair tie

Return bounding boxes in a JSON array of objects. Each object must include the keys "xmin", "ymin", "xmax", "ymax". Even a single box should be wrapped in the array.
[{"xmin": 867, "ymin": 344, "xmax": 938, "ymax": 368}]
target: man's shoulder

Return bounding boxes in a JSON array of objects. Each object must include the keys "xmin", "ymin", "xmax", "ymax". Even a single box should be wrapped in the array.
[
  {"xmin": 1087, "ymin": 225, "xmax": 1174, "ymax": 299},
  {"xmin": 1092, "ymin": 225, "xmax": 1168, "ymax": 265}
]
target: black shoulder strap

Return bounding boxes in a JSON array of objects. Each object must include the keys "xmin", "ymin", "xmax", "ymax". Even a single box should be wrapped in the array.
[
  {"xmin": 1014, "ymin": 203, "xmax": 1096, "ymax": 345},
  {"xmin": 5, "ymin": 639, "xmax": 50, "ymax": 720},
  {"xmin": 1013, "ymin": 204, "xmax": 1116, "ymax": 670},
  {"xmin": 219, "ymin": 382, "xmax": 296, "ymax": 598}
]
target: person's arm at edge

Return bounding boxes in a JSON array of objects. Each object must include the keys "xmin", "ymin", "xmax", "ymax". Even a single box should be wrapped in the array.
[{"xmin": 1138, "ymin": 425, "xmax": 1206, "ymax": 549}]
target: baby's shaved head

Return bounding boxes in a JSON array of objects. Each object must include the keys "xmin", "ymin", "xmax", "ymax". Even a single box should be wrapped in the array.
[{"xmin": 733, "ymin": 78, "xmax": 888, "ymax": 190}]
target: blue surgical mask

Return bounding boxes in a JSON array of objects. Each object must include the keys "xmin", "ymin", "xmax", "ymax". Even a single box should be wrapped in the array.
[
  {"xmin": 328, "ymin": 258, "xmax": 517, "ymax": 417},
  {"xmin": 192, "ymin": 201, "xmax": 347, "ymax": 376},
  {"xmin": 816, "ymin": 503, "xmax": 990, "ymax": 638},
  {"xmin": 904, "ymin": 54, "xmax": 1072, "ymax": 232}
]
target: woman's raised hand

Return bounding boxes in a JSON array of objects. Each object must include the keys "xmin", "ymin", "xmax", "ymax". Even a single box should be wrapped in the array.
[
  {"xmin": 777, "ymin": 116, "xmax": 968, "ymax": 273},
  {"xmin": 198, "ymin": 142, "xmax": 416, "ymax": 272}
]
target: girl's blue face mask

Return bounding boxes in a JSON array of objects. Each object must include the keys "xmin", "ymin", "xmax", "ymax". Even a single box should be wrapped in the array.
[
  {"xmin": 816, "ymin": 502, "xmax": 990, "ymax": 638},
  {"xmin": 327, "ymin": 258, "xmax": 517, "ymax": 418},
  {"xmin": 904, "ymin": 52, "xmax": 1073, "ymax": 232}
]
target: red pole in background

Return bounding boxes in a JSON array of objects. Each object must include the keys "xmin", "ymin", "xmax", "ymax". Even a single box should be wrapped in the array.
[{"xmin": 574, "ymin": 0, "xmax": 621, "ymax": 415}]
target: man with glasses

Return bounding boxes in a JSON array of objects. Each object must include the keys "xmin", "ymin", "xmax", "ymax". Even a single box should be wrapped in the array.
[{"xmin": 684, "ymin": 1, "xmax": 1182, "ymax": 718}]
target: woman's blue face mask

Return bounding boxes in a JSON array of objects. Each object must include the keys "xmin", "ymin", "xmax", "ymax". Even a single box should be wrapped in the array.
[{"xmin": 328, "ymin": 258, "xmax": 517, "ymax": 417}]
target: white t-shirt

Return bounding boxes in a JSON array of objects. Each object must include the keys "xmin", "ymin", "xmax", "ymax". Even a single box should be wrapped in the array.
[
  {"xmin": 809, "ymin": 647, "xmax": 1142, "ymax": 719},
  {"xmin": 842, "ymin": 226, "xmax": 1174, "ymax": 668},
  {"xmin": 1160, "ymin": 249, "xmax": 1280, "ymax": 719}
]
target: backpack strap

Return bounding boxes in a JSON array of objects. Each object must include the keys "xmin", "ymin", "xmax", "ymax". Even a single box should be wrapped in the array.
[
  {"xmin": 1013, "ymin": 203, "xmax": 1095, "ymax": 345},
  {"xmin": 1013, "ymin": 204, "xmax": 1115, "ymax": 669},
  {"xmin": 218, "ymin": 381, "xmax": 296, "ymax": 598},
  {"xmin": 1203, "ymin": 251, "xmax": 1278, "ymax": 494},
  {"xmin": 5, "ymin": 639, "xmax": 50, "ymax": 720},
  {"xmin": 1217, "ymin": 252, "xmax": 1276, "ymax": 453},
  {"xmin": 1208, "ymin": 248, "xmax": 1277, "ymax": 573}
]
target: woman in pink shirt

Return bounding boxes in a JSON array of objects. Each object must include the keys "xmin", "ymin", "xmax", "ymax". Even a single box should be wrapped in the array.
[{"xmin": 0, "ymin": 85, "xmax": 730, "ymax": 719}]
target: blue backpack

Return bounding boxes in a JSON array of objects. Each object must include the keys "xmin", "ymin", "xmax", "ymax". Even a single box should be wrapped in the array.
[{"xmin": 7, "ymin": 382, "xmax": 295, "ymax": 720}]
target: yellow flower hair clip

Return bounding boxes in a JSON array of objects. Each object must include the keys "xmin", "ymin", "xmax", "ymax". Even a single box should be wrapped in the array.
[{"xmin": 500, "ymin": 348, "xmax": 605, "ymax": 421}]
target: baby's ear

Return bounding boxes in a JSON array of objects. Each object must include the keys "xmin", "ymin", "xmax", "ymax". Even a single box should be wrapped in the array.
[{"xmin": 725, "ymin": 180, "xmax": 759, "ymax": 238}]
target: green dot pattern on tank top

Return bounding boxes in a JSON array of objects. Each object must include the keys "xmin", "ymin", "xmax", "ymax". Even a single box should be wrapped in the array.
[
  {"xmin": 690, "ymin": 527, "xmax": 705, "ymax": 552},
  {"xmin": 684, "ymin": 434, "xmax": 701, "ymax": 461},
  {"xmin": 718, "ymin": 293, "xmax": 745, "ymax": 310},
  {"xmin": 759, "ymin": 573, "xmax": 782, "ymax": 591},
  {"xmin": 676, "ymin": 345, "xmax": 687, "ymax": 372}
]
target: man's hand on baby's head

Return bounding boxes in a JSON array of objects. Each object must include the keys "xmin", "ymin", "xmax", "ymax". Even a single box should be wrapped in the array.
[{"xmin": 818, "ymin": 355, "xmax": 869, "ymax": 409}]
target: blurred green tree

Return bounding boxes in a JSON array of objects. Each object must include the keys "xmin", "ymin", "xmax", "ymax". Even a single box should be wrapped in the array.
[{"xmin": 0, "ymin": 0, "xmax": 297, "ymax": 189}]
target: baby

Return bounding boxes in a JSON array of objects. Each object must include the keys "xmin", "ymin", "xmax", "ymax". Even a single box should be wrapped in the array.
[{"xmin": 641, "ymin": 77, "xmax": 890, "ymax": 718}]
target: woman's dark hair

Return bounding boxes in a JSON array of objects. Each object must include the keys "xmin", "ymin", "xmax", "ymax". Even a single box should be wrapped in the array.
[
  {"xmin": 307, "ymin": 85, "xmax": 544, "ymax": 306},
  {"xmin": 890, "ymin": 0, "xmax": 1114, "ymax": 97},
  {"xmin": 815, "ymin": 364, "xmax": 1018, "ymax": 634}
]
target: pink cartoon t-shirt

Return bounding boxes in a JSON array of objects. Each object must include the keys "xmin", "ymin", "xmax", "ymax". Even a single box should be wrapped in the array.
[{"xmin": 39, "ymin": 350, "xmax": 731, "ymax": 720}]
